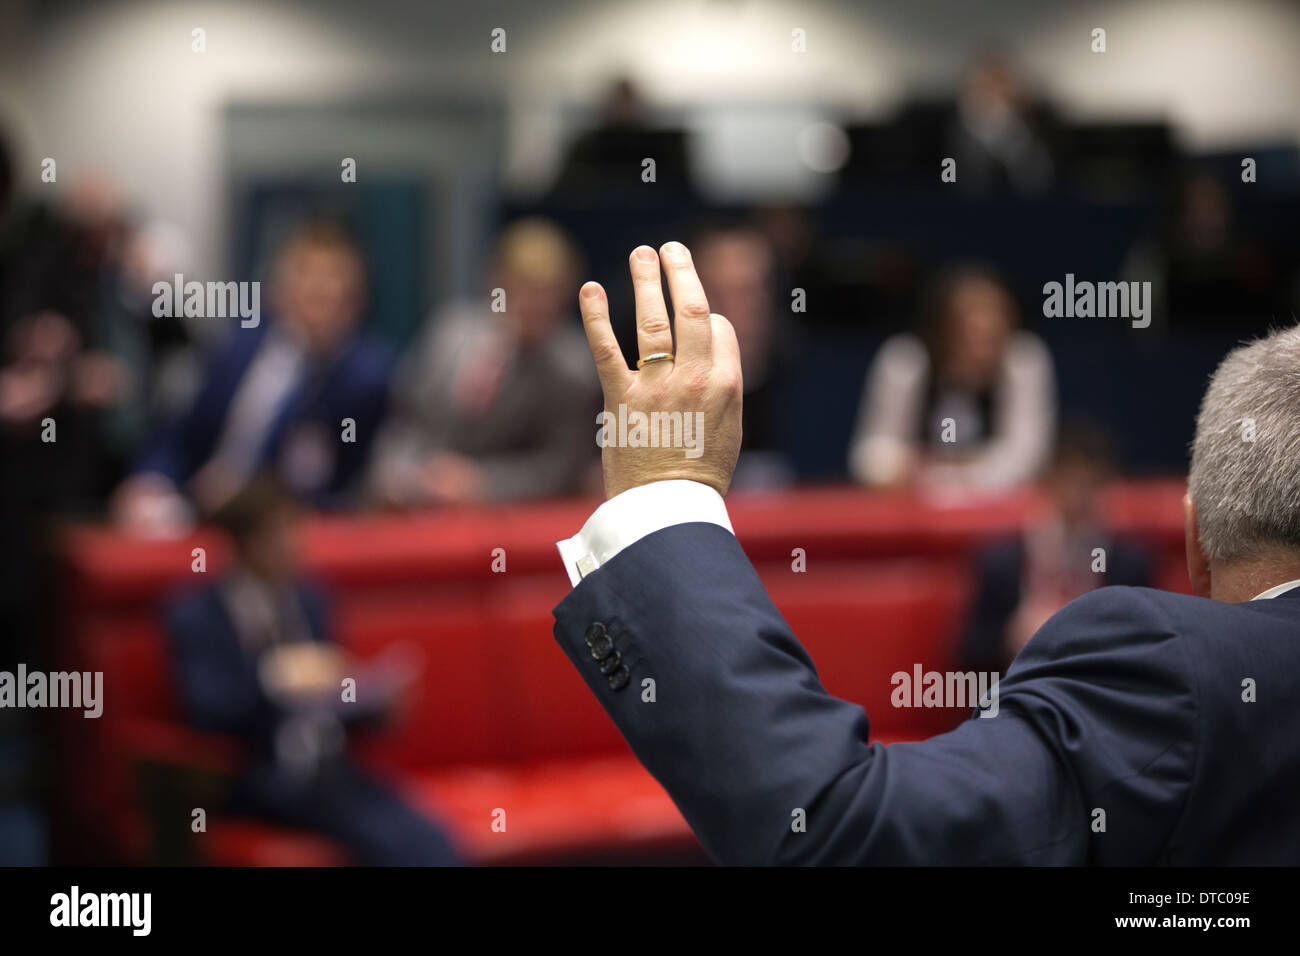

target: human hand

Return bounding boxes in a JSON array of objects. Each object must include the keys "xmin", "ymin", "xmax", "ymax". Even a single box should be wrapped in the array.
[
  {"xmin": 111, "ymin": 472, "xmax": 194, "ymax": 537},
  {"xmin": 261, "ymin": 643, "xmax": 347, "ymax": 699},
  {"xmin": 578, "ymin": 242, "xmax": 742, "ymax": 498},
  {"xmin": 420, "ymin": 451, "xmax": 487, "ymax": 505}
]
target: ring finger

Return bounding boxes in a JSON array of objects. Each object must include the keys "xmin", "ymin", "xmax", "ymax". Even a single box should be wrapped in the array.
[{"xmin": 629, "ymin": 245, "xmax": 674, "ymax": 371}]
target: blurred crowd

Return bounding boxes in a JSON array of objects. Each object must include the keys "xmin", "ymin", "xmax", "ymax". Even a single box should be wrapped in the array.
[
  {"xmin": 4, "ymin": 59, "xmax": 1298, "ymax": 536},
  {"xmin": 2, "ymin": 51, "xmax": 1298, "ymax": 865}
]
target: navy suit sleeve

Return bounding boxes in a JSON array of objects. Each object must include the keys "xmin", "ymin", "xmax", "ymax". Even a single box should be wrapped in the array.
[
  {"xmin": 552, "ymin": 523, "xmax": 1198, "ymax": 865},
  {"xmin": 134, "ymin": 333, "xmax": 251, "ymax": 485},
  {"xmin": 312, "ymin": 338, "xmax": 394, "ymax": 509},
  {"xmin": 135, "ymin": 393, "xmax": 208, "ymax": 485}
]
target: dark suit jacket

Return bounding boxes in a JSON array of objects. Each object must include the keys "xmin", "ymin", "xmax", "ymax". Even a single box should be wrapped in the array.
[
  {"xmin": 165, "ymin": 581, "xmax": 459, "ymax": 865},
  {"xmin": 164, "ymin": 581, "xmax": 334, "ymax": 761},
  {"xmin": 136, "ymin": 321, "xmax": 393, "ymax": 506},
  {"xmin": 164, "ymin": 580, "xmax": 389, "ymax": 756},
  {"xmin": 553, "ymin": 522, "xmax": 1300, "ymax": 865}
]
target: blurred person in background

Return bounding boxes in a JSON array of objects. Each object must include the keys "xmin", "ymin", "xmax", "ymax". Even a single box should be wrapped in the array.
[
  {"xmin": 1, "ymin": 174, "xmax": 185, "ymax": 513},
  {"xmin": 848, "ymin": 264, "xmax": 1055, "ymax": 492},
  {"xmin": 164, "ymin": 476, "xmax": 458, "ymax": 866},
  {"xmin": 368, "ymin": 217, "xmax": 597, "ymax": 506},
  {"xmin": 752, "ymin": 204, "xmax": 918, "ymax": 336},
  {"xmin": 1123, "ymin": 171, "xmax": 1282, "ymax": 337},
  {"xmin": 958, "ymin": 423, "xmax": 1152, "ymax": 676},
  {"xmin": 1, "ymin": 152, "xmax": 172, "ymax": 865},
  {"xmin": 114, "ymin": 221, "xmax": 393, "ymax": 534},
  {"xmin": 109, "ymin": 217, "xmax": 201, "ymax": 427},
  {"xmin": 946, "ymin": 49, "xmax": 1056, "ymax": 197},
  {"xmin": 551, "ymin": 77, "xmax": 692, "ymax": 196},
  {"xmin": 0, "ymin": 125, "xmax": 50, "ymax": 865},
  {"xmin": 1, "ymin": 162, "xmax": 193, "ymax": 863},
  {"xmin": 691, "ymin": 221, "xmax": 797, "ymax": 489}
]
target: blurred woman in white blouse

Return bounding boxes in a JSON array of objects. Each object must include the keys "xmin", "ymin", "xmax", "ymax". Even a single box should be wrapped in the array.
[{"xmin": 849, "ymin": 265, "xmax": 1055, "ymax": 493}]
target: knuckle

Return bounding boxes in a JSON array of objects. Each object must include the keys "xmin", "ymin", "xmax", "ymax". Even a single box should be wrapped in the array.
[
  {"xmin": 720, "ymin": 369, "xmax": 743, "ymax": 396},
  {"xmin": 640, "ymin": 313, "xmax": 671, "ymax": 336},
  {"xmin": 678, "ymin": 299, "xmax": 710, "ymax": 320},
  {"xmin": 592, "ymin": 341, "xmax": 625, "ymax": 366},
  {"xmin": 682, "ymin": 371, "xmax": 710, "ymax": 398}
]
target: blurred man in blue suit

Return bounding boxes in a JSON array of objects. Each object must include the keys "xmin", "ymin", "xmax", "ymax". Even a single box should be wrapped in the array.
[
  {"xmin": 165, "ymin": 476, "xmax": 458, "ymax": 866},
  {"xmin": 550, "ymin": 241, "xmax": 1300, "ymax": 864},
  {"xmin": 115, "ymin": 222, "xmax": 393, "ymax": 534}
]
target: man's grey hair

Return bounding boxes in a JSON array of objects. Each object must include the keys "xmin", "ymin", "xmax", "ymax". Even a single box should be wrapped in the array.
[{"xmin": 1189, "ymin": 324, "xmax": 1300, "ymax": 563}]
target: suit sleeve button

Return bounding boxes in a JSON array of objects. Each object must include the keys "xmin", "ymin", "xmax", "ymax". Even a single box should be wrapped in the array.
[
  {"xmin": 598, "ymin": 650, "xmax": 623, "ymax": 675},
  {"xmin": 584, "ymin": 622, "xmax": 607, "ymax": 646},
  {"xmin": 607, "ymin": 665, "xmax": 630, "ymax": 691},
  {"xmin": 588, "ymin": 633, "xmax": 615, "ymax": 661}
]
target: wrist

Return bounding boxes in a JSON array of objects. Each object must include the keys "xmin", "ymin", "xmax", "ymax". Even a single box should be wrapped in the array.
[{"xmin": 558, "ymin": 479, "xmax": 734, "ymax": 586}]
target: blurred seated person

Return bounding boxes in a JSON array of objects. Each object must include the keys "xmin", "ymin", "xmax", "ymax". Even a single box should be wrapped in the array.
[
  {"xmin": 114, "ymin": 221, "xmax": 393, "ymax": 534},
  {"xmin": 946, "ymin": 49, "xmax": 1056, "ymax": 197},
  {"xmin": 752, "ymin": 203, "xmax": 917, "ymax": 336},
  {"xmin": 848, "ymin": 264, "xmax": 1055, "ymax": 492},
  {"xmin": 368, "ymin": 218, "xmax": 597, "ymax": 506},
  {"xmin": 550, "ymin": 77, "xmax": 692, "ymax": 196},
  {"xmin": 692, "ymin": 222, "xmax": 797, "ymax": 489},
  {"xmin": 1123, "ymin": 172, "xmax": 1281, "ymax": 337},
  {"xmin": 164, "ymin": 476, "xmax": 458, "ymax": 866},
  {"xmin": 959, "ymin": 424, "xmax": 1152, "ymax": 676}
]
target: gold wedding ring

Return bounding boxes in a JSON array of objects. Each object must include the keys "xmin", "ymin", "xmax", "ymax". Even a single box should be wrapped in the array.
[{"xmin": 637, "ymin": 351, "xmax": 674, "ymax": 368}]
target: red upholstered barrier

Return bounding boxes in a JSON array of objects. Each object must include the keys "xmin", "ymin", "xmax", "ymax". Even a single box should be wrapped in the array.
[
  {"xmin": 764, "ymin": 560, "xmax": 973, "ymax": 741},
  {"xmin": 52, "ymin": 481, "xmax": 1188, "ymax": 864}
]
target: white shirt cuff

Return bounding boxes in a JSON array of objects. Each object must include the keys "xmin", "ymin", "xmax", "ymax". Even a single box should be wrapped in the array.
[{"xmin": 556, "ymin": 479, "xmax": 734, "ymax": 586}]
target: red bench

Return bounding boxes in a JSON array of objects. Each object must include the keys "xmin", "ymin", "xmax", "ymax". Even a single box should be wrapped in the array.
[{"xmin": 52, "ymin": 481, "xmax": 1188, "ymax": 864}]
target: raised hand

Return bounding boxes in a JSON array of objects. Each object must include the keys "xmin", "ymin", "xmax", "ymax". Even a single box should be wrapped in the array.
[{"xmin": 578, "ymin": 241, "xmax": 743, "ymax": 498}]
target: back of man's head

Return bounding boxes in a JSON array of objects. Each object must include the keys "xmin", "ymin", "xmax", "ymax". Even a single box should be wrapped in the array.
[{"xmin": 1189, "ymin": 324, "xmax": 1300, "ymax": 565}]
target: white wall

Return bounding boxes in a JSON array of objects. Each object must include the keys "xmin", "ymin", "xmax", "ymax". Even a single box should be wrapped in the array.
[{"xmin": 3, "ymin": 0, "xmax": 1298, "ymax": 272}]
